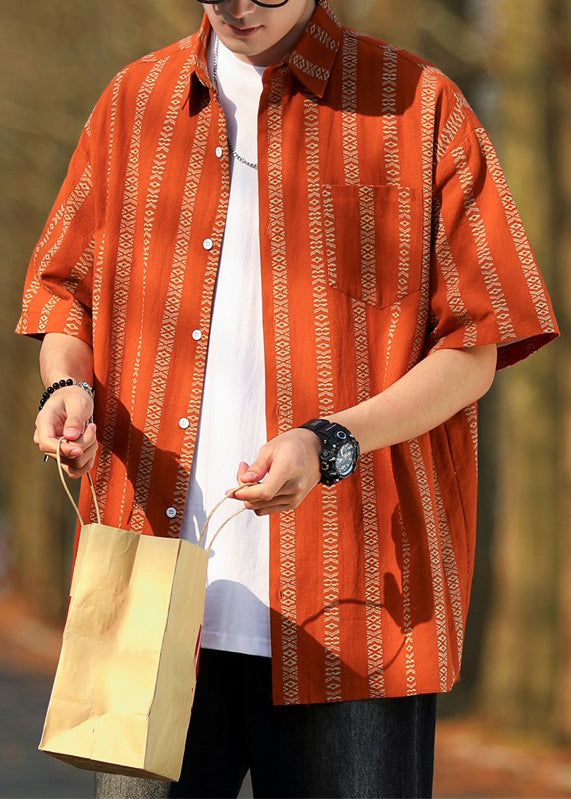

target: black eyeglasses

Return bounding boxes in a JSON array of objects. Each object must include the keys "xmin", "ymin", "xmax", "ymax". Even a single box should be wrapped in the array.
[{"xmin": 197, "ymin": 0, "xmax": 290, "ymax": 7}]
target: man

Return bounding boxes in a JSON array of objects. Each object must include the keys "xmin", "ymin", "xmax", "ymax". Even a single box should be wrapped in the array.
[{"xmin": 18, "ymin": 0, "xmax": 558, "ymax": 796}]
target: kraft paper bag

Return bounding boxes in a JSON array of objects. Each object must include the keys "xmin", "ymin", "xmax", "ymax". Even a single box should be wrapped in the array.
[{"xmin": 39, "ymin": 439, "xmax": 243, "ymax": 782}]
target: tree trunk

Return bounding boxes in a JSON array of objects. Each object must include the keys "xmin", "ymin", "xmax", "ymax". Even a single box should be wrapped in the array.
[
  {"xmin": 336, "ymin": 0, "xmax": 422, "ymax": 51},
  {"xmin": 1, "ymin": 0, "xmax": 201, "ymax": 619},
  {"xmin": 479, "ymin": 0, "xmax": 563, "ymax": 739},
  {"xmin": 552, "ymin": 0, "xmax": 571, "ymax": 743}
]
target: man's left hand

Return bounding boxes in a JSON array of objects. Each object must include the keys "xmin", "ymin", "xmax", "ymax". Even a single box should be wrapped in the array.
[{"xmin": 231, "ymin": 428, "xmax": 321, "ymax": 516}]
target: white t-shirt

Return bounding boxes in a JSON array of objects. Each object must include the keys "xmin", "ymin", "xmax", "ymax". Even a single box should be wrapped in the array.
[{"xmin": 180, "ymin": 35, "xmax": 271, "ymax": 658}]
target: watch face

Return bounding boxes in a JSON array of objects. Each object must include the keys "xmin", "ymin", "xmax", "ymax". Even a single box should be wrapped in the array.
[{"xmin": 336, "ymin": 442, "xmax": 356, "ymax": 477}]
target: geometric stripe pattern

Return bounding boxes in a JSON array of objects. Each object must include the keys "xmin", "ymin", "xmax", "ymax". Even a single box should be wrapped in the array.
[
  {"xmin": 432, "ymin": 454, "xmax": 464, "ymax": 677},
  {"xmin": 353, "ymin": 296, "xmax": 387, "ymax": 698},
  {"xmin": 305, "ymin": 93, "xmax": 342, "ymax": 702},
  {"xmin": 268, "ymin": 70, "xmax": 300, "ymax": 706},
  {"xmin": 398, "ymin": 506, "xmax": 418, "ymax": 695},
  {"xmin": 474, "ymin": 127, "xmax": 554, "ymax": 333},
  {"xmin": 409, "ymin": 438, "xmax": 450, "ymax": 692}
]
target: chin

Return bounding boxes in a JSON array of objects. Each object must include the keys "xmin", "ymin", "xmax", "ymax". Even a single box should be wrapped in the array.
[{"xmin": 222, "ymin": 38, "xmax": 273, "ymax": 62}]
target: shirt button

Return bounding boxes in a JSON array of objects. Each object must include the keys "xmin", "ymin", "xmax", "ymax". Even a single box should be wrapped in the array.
[
  {"xmin": 215, "ymin": 146, "xmax": 223, "ymax": 158},
  {"xmin": 166, "ymin": 507, "xmax": 177, "ymax": 519},
  {"xmin": 178, "ymin": 417, "xmax": 190, "ymax": 430},
  {"xmin": 192, "ymin": 329, "xmax": 202, "ymax": 341},
  {"xmin": 203, "ymin": 237, "xmax": 213, "ymax": 251}
]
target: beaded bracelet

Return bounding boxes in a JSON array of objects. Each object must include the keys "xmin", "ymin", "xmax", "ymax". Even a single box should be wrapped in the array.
[{"xmin": 38, "ymin": 379, "xmax": 95, "ymax": 414}]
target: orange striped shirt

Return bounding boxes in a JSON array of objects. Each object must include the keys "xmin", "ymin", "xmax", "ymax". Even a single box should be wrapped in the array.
[{"xmin": 17, "ymin": 0, "xmax": 558, "ymax": 704}]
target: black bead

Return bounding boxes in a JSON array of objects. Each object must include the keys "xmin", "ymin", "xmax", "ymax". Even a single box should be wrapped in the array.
[
  {"xmin": 66, "ymin": 378, "xmax": 73, "ymax": 385},
  {"xmin": 59, "ymin": 379, "xmax": 67, "ymax": 387},
  {"xmin": 47, "ymin": 386, "xmax": 54, "ymax": 394},
  {"xmin": 42, "ymin": 392, "xmax": 49, "ymax": 399}
]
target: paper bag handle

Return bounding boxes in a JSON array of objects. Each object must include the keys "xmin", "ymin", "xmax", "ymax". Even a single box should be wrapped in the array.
[
  {"xmin": 56, "ymin": 436, "xmax": 246, "ymax": 547},
  {"xmin": 56, "ymin": 437, "xmax": 101, "ymax": 526},
  {"xmin": 199, "ymin": 489, "xmax": 246, "ymax": 553}
]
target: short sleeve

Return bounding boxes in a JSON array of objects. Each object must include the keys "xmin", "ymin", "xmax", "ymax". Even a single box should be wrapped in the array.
[
  {"xmin": 15, "ymin": 126, "xmax": 94, "ymax": 346},
  {"xmin": 425, "ymin": 121, "xmax": 558, "ymax": 370}
]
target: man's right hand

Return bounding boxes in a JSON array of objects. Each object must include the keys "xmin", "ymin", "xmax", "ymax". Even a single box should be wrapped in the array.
[{"xmin": 34, "ymin": 385, "xmax": 98, "ymax": 478}]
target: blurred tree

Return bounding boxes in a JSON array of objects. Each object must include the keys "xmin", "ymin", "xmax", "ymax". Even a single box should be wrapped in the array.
[
  {"xmin": 0, "ymin": 0, "xmax": 202, "ymax": 617},
  {"xmin": 555, "ymin": 0, "xmax": 571, "ymax": 744},
  {"xmin": 337, "ymin": 0, "xmax": 489, "ymax": 83},
  {"xmin": 338, "ymin": 0, "xmax": 420, "ymax": 51},
  {"xmin": 478, "ymin": 0, "xmax": 566, "ymax": 741}
]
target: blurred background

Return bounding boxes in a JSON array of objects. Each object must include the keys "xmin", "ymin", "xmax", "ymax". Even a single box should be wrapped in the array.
[{"xmin": 0, "ymin": 0, "xmax": 569, "ymax": 796}]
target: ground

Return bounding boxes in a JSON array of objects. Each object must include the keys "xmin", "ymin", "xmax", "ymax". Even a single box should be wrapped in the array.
[{"xmin": 1, "ymin": 590, "xmax": 570, "ymax": 799}]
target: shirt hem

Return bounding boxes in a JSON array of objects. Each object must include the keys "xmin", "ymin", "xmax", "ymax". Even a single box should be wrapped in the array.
[{"xmin": 201, "ymin": 630, "xmax": 271, "ymax": 659}]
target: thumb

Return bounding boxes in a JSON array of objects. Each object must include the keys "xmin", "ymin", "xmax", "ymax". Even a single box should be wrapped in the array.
[
  {"xmin": 237, "ymin": 461, "xmax": 254, "ymax": 484},
  {"xmin": 238, "ymin": 450, "xmax": 272, "ymax": 483},
  {"xmin": 62, "ymin": 418, "xmax": 85, "ymax": 440},
  {"xmin": 63, "ymin": 399, "xmax": 91, "ymax": 440}
]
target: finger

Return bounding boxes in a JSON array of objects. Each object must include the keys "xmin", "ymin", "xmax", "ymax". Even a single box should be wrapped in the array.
[
  {"xmin": 37, "ymin": 434, "xmax": 83, "ymax": 460},
  {"xmin": 35, "ymin": 404, "xmax": 91, "ymax": 458},
  {"xmin": 233, "ymin": 460, "xmax": 293, "ymax": 503},
  {"xmin": 243, "ymin": 490, "xmax": 297, "ymax": 511},
  {"xmin": 232, "ymin": 481, "xmax": 275, "ymax": 504},
  {"xmin": 37, "ymin": 424, "xmax": 98, "ymax": 462},
  {"xmin": 237, "ymin": 461, "xmax": 256, "ymax": 484},
  {"xmin": 60, "ymin": 448, "xmax": 98, "ymax": 477},
  {"xmin": 85, "ymin": 421, "xmax": 97, "ymax": 442},
  {"xmin": 68, "ymin": 422, "xmax": 98, "ymax": 452},
  {"xmin": 240, "ymin": 449, "xmax": 273, "ymax": 484},
  {"xmin": 59, "ymin": 441, "xmax": 97, "ymax": 471},
  {"xmin": 64, "ymin": 462, "xmax": 93, "ymax": 479},
  {"xmin": 62, "ymin": 402, "xmax": 94, "ymax": 440},
  {"xmin": 253, "ymin": 502, "xmax": 295, "ymax": 517}
]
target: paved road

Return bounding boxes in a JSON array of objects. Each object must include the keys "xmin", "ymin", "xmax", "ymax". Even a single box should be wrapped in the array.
[
  {"xmin": 2, "ymin": 656, "xmax": 571, "ymax": 799},
  {"xmin": 0, "ymin": 664, "xmax": 94, "ymax": 798},
  {"xmin": 0, "ymin": 662, "xmax": 253, "ymax": 799}
]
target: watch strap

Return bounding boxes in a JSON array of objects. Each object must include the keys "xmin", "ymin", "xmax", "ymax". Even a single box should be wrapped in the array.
[{"xmin": 299, "ymin": 419, "xmax": 360, "ymax": 486}]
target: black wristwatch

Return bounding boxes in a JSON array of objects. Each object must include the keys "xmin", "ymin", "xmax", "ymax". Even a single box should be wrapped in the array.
[{"xmin": 299, "ymin": 419, "xmax": 360, "ymax": 486}]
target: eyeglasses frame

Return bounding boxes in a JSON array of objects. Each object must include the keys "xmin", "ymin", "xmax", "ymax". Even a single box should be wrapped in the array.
[{"xmin": 196, "ymin": 0, "xmax": 291, "ymax": 8}]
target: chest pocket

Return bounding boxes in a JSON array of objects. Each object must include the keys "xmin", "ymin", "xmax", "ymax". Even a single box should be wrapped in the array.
[{"xmin": 321, "ymin": 184, "xmax": 423, "ymax": 309}]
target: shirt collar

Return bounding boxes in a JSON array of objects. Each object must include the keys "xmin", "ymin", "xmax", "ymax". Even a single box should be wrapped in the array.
[
  {"xmin": 189, "ymin": 15, "xmax": 212, "ymax": 91},
  {"xmin": 189, "ymin": 0, "xmax": 342, "ymax": 99},
  {"xmin": 286, "ymin": 0, "xmax": 342, "ymax": 98}
]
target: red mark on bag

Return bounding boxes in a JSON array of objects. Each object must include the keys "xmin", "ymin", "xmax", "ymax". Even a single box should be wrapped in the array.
[{"xmin": 194, "ymin": 624, "xmax": 202, "ymax": 678}]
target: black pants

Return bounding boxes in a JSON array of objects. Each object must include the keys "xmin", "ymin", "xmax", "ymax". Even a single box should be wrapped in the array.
[{"xmin": 96, "ymin": 648, "xmax": 437, "ymax": 799}]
